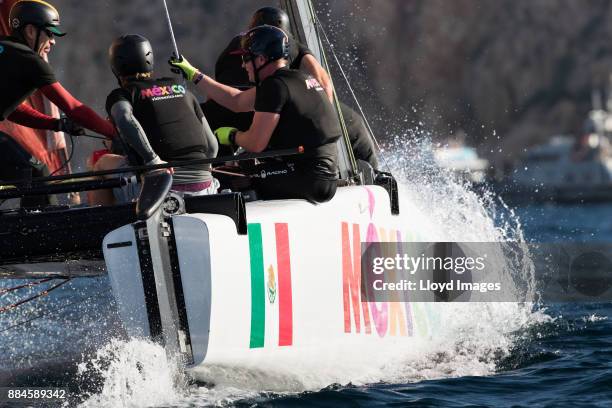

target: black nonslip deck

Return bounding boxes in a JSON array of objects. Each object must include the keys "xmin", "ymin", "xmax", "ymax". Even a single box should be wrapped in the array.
[{"xmin": 0, "ymin": 192, "xmax": 246, "ymax": 266}]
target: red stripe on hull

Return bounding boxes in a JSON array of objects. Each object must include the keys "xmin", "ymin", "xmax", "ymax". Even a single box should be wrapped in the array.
[{"xmin": 275, "ymin": 223, "xmax": 293, "ymax": 346}]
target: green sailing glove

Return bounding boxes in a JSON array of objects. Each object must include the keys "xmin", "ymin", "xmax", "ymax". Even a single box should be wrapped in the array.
[
  {"xmin": 168, "ymin": 55, "xmax": 199, "ymax": 82},
  {"xmin": 214, "ymin": 127, "xmax": 238, "ymax": 146}
]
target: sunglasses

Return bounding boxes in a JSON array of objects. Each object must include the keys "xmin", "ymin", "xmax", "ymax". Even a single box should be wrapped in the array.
[
  {"xmin": 43, "ymin": 29, "xmax": 54, "ymax": 39},
  {"xmin": 241, "ymin": 54, "xmax": 254, "ymax": 64}
]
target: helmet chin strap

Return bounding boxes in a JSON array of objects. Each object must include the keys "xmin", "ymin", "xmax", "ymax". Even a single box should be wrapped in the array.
[
  {"xmin": 33, "ymin": 27, "xmax": 42, "ymax": 54},
  {"xmin": 114, "ymin": 73, "xmax": 123, "ymax": 88},
  {"xmin": 252, "ymin": 56, "xmax": 275, "ymax": 85},
  {"xmin": 17, "ymin": 26, "xmax": 43, "ymax": 53}
]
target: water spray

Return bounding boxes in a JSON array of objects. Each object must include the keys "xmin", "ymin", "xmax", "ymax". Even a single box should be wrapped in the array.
[{"xmin": 312, "ymin": 12, "xmax": 393, "ymax": 173}]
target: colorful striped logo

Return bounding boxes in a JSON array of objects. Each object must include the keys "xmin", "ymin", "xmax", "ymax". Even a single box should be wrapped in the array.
[
  {"xmin": 248, "ymin": 223, "xmax": 293, "ymax": 348},
  {"xmin": 342, "ymin": 221, "xmax": 434, "ymax": 338}
]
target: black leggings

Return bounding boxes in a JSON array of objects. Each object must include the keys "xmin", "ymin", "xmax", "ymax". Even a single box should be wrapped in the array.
[{"xmin": 251, "ymin": 161, "xmax": 337, "ymax": 203}]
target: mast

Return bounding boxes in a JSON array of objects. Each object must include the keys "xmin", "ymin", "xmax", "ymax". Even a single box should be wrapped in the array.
[{"xmin": 280, "ymin": 0, "xmax": 359, "ymax": 182}]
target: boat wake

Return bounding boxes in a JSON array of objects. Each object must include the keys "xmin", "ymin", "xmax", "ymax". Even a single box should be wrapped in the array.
[
  {"xmin": 73, "ymin": 135, "xmax": 550, "ymax": 407},
  {"xmin": 77, "ymin": 339, "xmax": 186, "ymax": 408}
]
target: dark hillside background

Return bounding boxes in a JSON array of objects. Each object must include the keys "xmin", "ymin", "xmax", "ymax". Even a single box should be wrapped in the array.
[{"xmin": 47, "ymin": 0, "xmax": 612, "ymax": 169}]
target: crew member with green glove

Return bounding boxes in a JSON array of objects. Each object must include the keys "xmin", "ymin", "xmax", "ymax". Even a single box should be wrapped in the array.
[
  {"xmin": 203, "ymin": 6, "xmax": 379, "ymax": 169},
  {"xmin": 170, "ymin": 25, "xmax": 341, "ymax": 203}
]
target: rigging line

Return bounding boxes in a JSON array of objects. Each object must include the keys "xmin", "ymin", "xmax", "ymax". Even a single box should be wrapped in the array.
[
  {"xmin": 161, "ymin": 0, "xmax": 180, "ymax": 58},
  {"xmin": 49, "ymin": 133, "xmax": 75, "ymax": 177},
  {"xmin": 211, "ymin": 168, "xmax": 249, "ymax": 177},
  {"xmin": 0, "ymin": 287, "xmax": 112, "ymax": 334},
  {"xmin": 312, "ymin": 12, "xmax": 392, "ymax": 173},
  {"xmin": 306, "ymin": 1, "xmax": 358, "ymax": 180},
  {"xmin": 161, "ymin": 0, "xmax": 189, "ymax": 89},
  {"xmin": 0, "ymin": 279, "xmax": 71, "ymax": 314},
  {"xmin": 0, "ymin": 146, "xmax": 303, "ymax": 187},
  {"xmin": 0, "ymin": 278, "xmax": 53, "ymax": 295}
]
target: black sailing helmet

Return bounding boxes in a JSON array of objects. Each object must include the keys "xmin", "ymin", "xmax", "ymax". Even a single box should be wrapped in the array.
[
  {"xmin": 249, "ymin": 6, "xmax": 290, "ymax": 34},
  {"xmin": 240, "ymin": 25, "xmax": 289, "ymax": 63},
  {"xmin": 9, "ymin": 0, "xmax": 66, "ymax": 37},
  {"xmin": 109, "ymin": 34, "xmax": 154, "ymax": 78}
]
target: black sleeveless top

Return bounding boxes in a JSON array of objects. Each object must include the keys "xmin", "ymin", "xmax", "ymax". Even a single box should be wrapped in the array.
[{"xmin": 106, "ymin": 78, "xmax": 213, "ymax": 163}]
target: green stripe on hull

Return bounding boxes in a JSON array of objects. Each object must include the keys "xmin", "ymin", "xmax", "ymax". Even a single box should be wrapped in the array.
[{"xmin": 248, "ymin": 223, "xmax": 265, "ymax": 348}]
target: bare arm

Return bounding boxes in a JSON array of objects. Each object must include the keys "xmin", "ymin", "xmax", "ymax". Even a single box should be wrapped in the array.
[
  {"xmin": 300, "ymin": 54, "xmax": 334, "ymax": 102},
  {"xmin": 235, "ymin": 112, "xmax": 280, "ymax": 153},
  {"xmin": 190, "ymin": 94, "xmax": 219, "ymax": 158},
  {"xmin": 201, "ymin": 116, "xmax": 219, "ymax": 158},
  {"xmin": 169, "ymin": 56, "xmax": 255, "ymax": 112},
  {"xmin": 197, "ymin": 75, "xmax": 256, "ymax": 113}
]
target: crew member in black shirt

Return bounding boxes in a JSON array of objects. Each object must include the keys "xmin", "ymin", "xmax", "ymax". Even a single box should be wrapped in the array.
[
  {"xmin": 0, "ymin": 0, "xmax": 115, "ymax": 204},
  {"xmin": 170, "ymin": 25, "xmax": 340, "ymax": 202},
  {"xmin": 0, "ymin": 0, "xmax": 115, "ymax": 138},
  {"xmin": 202, "ymin": 7, "xmax": 323, "ymax": 135},
  {"xmin": 203, "ymin": 6, "xmax": 379, "ymax": 169},
  {"xmin": 91, "ymin": 34, "xmax": 218, "ymax": 205}
]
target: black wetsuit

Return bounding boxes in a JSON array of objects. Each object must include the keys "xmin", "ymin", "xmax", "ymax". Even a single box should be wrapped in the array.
[
  {"xmin": 204, "ymin": 34, "xmax": 379, "ymax": 169},
  {"xmin": 106, "ymin": 78, "xmax": 215, "ymax": 183},
  {"xmin": 253, "ymin": 68, "xmax": 341, "ymax": 202},
  {"xmin": 342, "ymin": 104, "xmax": 379, "ymax": 169}
]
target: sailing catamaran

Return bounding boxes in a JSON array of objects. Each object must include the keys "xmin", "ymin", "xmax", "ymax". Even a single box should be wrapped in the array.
[{"xmin": 0, "ymin": 0, "xmax": 437, "ymax": 376}]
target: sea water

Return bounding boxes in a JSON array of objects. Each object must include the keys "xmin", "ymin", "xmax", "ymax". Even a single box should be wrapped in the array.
[{"xmin": 0, "ymin": 137, "xmax": 610, "ymax": 407}]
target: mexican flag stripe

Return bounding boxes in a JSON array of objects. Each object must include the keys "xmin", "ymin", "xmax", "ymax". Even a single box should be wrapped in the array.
[
  {"xmin": 248, "ymin": 223, "xmax": 265, "ymax": 348},
  {"xmin": 248, "ymin": 223, "xmax": 294, "ymax": 349},
  {"xmin": 275, "ymin": 223, "xmax": 293, "ymax": 346}
]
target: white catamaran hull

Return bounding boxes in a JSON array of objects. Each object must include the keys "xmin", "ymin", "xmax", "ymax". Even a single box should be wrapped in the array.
[{"xmin": 103, "ymin": 185, "xmax": 437, "ymax": 374}]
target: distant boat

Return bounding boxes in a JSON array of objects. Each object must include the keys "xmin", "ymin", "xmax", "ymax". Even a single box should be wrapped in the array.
[
  {"xmin": 499, "ymin": 84, "xmax": 612, "ymax": 203},
  {"xmin": 505, "ymin": 134, "xmax": 612, "ymax": 202},
  {"xmin": 434, "ymin": 143, "xmax": 489, "ymax": 183}
]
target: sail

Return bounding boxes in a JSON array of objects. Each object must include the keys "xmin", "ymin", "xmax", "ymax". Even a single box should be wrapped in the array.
[
  {"xmin": 280, "ymin": 0, "xmax": 357, "ymax": 180},
  {"xmin": 0, "ymin": 0, "xmax": 67, "ymax": 174}
]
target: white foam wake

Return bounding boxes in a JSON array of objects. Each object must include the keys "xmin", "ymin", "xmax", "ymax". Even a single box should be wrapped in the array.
[{"xmin": 77, "ymin": 338, "xmax": 186, "ymax": 408}]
